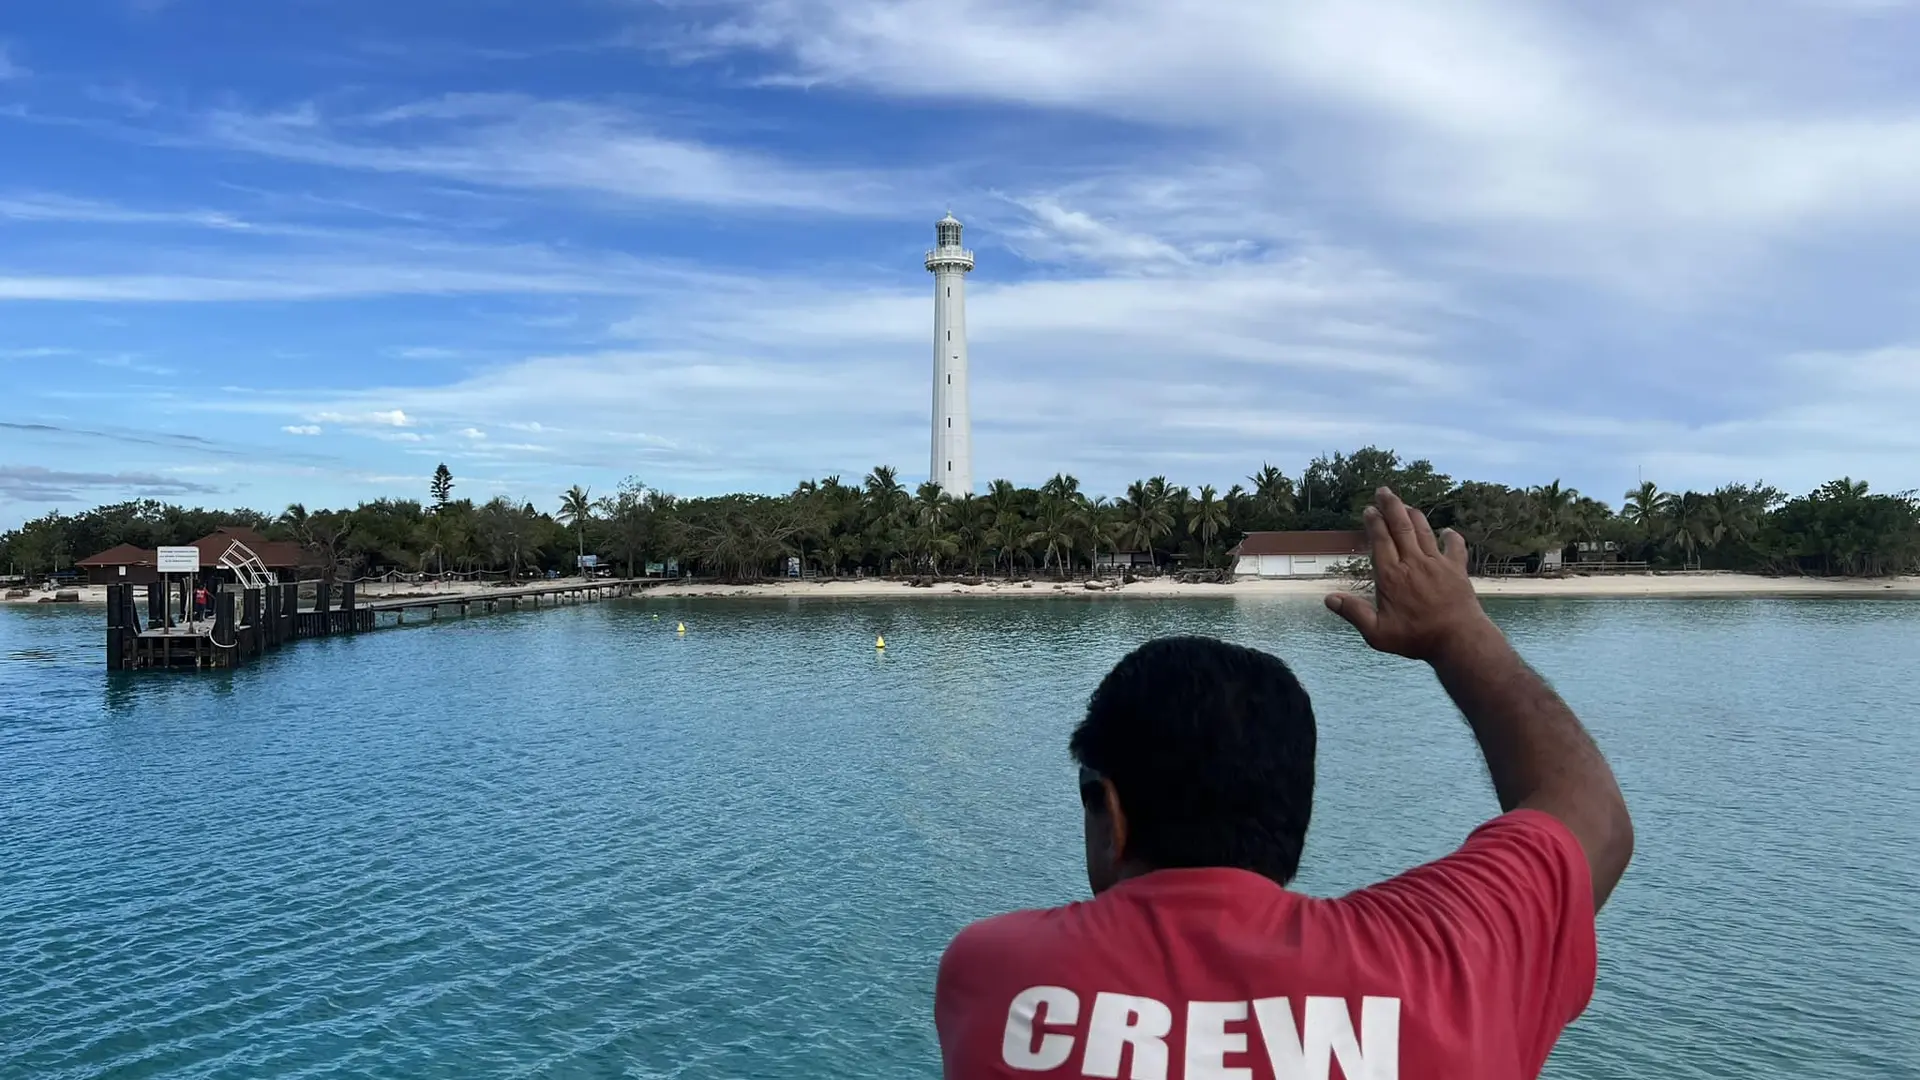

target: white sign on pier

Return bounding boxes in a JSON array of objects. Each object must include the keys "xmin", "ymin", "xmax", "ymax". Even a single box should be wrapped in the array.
[{"xmin": 156, "ymin": 546, "xmax": 200, "ymax": 574}]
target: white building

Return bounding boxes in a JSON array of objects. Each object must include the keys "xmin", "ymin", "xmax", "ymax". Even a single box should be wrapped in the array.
[
  {"xmin": 1230, "ymin": 531, "xmax": 1372, "ymax": 577},
  {"xmin": 926, "ymin": 213, "xmax": 974, "ymax": 497}
]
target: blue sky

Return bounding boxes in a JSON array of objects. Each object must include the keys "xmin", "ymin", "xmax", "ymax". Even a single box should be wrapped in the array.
[{"xmin": 5, "ymin": 0, "xmax": 1920, "ymax": 526}]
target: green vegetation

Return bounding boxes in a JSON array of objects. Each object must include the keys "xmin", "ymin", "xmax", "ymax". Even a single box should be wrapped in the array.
[{"xmin": 5, "ymin": 449, "xmax": 1917, "ymax": 581}]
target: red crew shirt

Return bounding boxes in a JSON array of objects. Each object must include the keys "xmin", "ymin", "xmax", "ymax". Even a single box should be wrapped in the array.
[{"xmin": 935, "ymin": 810, "xmax": 1595, "ymax": 1080}]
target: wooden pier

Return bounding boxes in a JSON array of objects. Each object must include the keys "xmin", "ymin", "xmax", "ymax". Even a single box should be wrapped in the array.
[{"xmin": 106, "ymin": 579, "xmax": 644, "ymax": 670}]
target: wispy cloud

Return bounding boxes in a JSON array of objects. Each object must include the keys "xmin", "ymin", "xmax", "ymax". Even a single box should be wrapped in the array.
[
  {"xmin": 0, "ymin": 193, "xmax": 715, "ymax": 304},
  {"xmin": 282, "ymin": 424, "xmax": 322, "ymax": 435},
  {"xmin": 0, "ymin": 193, "xmax": 254, "ymax": 229},
  {"xmin": 311, "ymin": 409, "xmax": 410, "ymax": 426},
  {"xmin": 0, "ymin": 465, "xmax": 221, "ymax": 503},
  {"xmin": 0, "ymin": 420, "xmax": 341, "ymax": 470},
  {"xmin": 0, "ymin": 43, "xmax": 27, "ymax": 81},
  {"xmin": 0, "ymin": 260, "xmax": 660, "ymax": 303},
  {"xmin": 197, "ymin": 94, "xmax": 901, "ymax": 214},
  {"xmin": 91, "ymin": 352, "xmax": 175, "ymax": 376}
]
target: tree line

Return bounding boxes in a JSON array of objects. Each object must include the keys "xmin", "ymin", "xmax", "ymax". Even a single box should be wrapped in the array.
[{"xmin": 5, "ymin": 448, "xmax": 1917, "ymax": 581}]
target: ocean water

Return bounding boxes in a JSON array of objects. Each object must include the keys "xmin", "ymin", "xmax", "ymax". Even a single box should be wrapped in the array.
[{"xmin": 2, "ymin": 595, "xmax": 1916, "ymax": 1079}]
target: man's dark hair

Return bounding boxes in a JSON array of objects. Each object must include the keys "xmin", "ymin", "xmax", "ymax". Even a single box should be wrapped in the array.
[{"xmin": 1070, "ymin": 635, "xmax": 1316, "ymax": 884}]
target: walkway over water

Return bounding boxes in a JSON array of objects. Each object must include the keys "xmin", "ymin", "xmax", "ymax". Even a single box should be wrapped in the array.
[{"xmin": 106, "ymin": 578, "xmax": 648, "ymax": 670}]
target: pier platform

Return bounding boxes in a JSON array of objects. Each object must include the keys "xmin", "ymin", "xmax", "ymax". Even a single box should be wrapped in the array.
[{"xmin": 107, "ymin": 578, "xmax": 645, "ymax": 670}]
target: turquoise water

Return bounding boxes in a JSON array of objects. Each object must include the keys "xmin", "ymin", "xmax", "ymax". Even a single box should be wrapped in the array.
[{"xmin": 3, "ymin": 596, "xmax": 1916, "ymax": 1078}]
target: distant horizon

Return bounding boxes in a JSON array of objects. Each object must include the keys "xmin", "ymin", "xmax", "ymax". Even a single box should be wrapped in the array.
[{"xmin": 6, "ymin": 4, "xmax": 1920, "ymax": 528}]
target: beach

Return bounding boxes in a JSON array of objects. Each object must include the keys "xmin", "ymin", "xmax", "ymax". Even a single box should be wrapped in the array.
[
  {"xmin": 12, "ymin": 572, "xmax": 1916, "ymax": 606},
  {"xmin": 644, "ymin": 573, "xmax": 1920, "ymax": 598}
]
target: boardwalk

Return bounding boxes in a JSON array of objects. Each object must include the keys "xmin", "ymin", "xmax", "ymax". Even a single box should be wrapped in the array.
[{"xmin": 107, "ymin": 579, "xmax": 648, "ymax": 670}]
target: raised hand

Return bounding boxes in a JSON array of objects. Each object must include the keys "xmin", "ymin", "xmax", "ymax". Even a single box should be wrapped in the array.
[{"xmin": 1324, "ymin": 487, "xmax": 1494, "ymax": 661}]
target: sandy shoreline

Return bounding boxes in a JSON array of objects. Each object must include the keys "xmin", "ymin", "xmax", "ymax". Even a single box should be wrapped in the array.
[
  {"xmin": 10, "ymin": 572, "xmax": 1915, "ymax": 607},
  {"xmin": 639, "ymin": 574, "xmax": 1920, "ymax": 599}
]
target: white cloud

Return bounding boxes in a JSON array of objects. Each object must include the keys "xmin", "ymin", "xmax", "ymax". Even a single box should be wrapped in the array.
[
  {"xmin": 0, "ymin": 193, "xmax": 252, "ymax": 229},
  {"xmin": 0, "ymin": 198, "xmax": 715, "ymax": 304},
  {"xmin": 282, "ymin": 424, "xmax": 322, "ymax": 435},
  {"xmin": 457, "ymin": 427, "xmax": 487, "ymax": 439},
  {"xmin": 197, "ymin": 94, "xmax": 901, "ymax": 214},
  {"xmin": 0, "ymin": 44, "xmax": 27, "ymax": 81},
  {"xmin": 696, "ymin": 0, "xmax": 1920, "ymax": 276},
  {"xmin": 0, "ymin": 261, "xmax": 659, "ymax": 303},
  {"xmin": 91, "ymin": 353, "xmax": 176, "ymax": 376},
  {"xmin": 310, "ymin": 409, "xmax": 411, "ymax": 427}
]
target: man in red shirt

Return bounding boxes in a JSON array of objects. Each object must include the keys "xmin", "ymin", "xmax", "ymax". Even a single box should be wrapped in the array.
[{"xmin": 936, "ymin": 487, "xmax": 1634, "ymax": 1079}]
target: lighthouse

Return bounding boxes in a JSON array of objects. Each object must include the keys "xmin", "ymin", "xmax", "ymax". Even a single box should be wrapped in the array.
[{"xmin": 926, "ymin": 212, "xmax": 974, "ymax": 497}]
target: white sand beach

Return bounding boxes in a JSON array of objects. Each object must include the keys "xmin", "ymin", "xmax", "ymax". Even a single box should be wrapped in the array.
[
  {"xmin": 10, "ymin": 573, "xmax": 1916, "ymax": 608},
  {"xmin": 639, "ymin": 573, "xmax": 1920, "ymax": 600}
]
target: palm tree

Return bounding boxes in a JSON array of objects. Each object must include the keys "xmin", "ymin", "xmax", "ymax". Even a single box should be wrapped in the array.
[
  {"xmin": 1167, "ymin": 484, "xmax": 1195, "ymax": 558},
  {"xmin": 951, "ymin": 495, "xmax": 987, "ymax": 574},
  {"xmin": 908, "ymin": 482, "xmax": 956, "ymax": 572},
  {"xmin": 863, "ymin": 466, "xmax": 910, "ymax": 572},
  {"xmin": 1040, "ymin": 473, "xmax": 1081, "ymax": 503},
  {"xmin": 1187, "ymin": 485, "xmax": 1232, "ymax": 567},
  {"xmin": 1025, "ymin": 497, "xmax": 1077, "ymax": 576},
  {"xmin": 558, "ymin": 485, "xmax": 593, "ymax": 574},
  {"xmin": 1704, "ymin": 486, "xmax": 1762, "ymax": 564},
  {"xmin": 1623, "ymin": 481, "xmax": 1662, "ymax": 534},
  {"xmin": 1118, "ymin": 479, "xmax": 1175, "ymax": 568},
  {"xmin": 983, "ymin": 479, "xmax": 1026, "ymax": 574},
  {"xmin": 863, "ymin": 467, "xmax": 908, "ymax": 521},
  {"xmin": 1532, "ymin": 479, "xmax": 1577, "ymax": 536},
  {"xmin": 1077, "ymin": 496, "xmax": 1119, "ymax": 573},
  {"xmin": 1247, "ymin": 463, "xmax": 1295, "ymax": 527},
  {"xmin": 1657, "ymin": 490, "xmax": 1713, "ymax": 569},
  {"xmin": 276, "ymin": 502, "xmax": 309, "ymax": 539},
  {"xmin": 806, "ymin": 475, "xmax": 860, "ymax": 575}
]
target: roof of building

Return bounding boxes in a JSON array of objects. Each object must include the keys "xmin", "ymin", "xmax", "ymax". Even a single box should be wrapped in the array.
[
  {"xmin": 77, "ymin": 543, "xmax": 156, "ymax": 567},
  {"xmin": 76, "ymin": 529, "xmax": 310, "ymax": 571},
  {"xmin": 1228, "ymin": 530, "xmax": 1371, "ymax": 557},
  {"xmin": 189, "ymin": 527, "xmax": 308, "ymax": 569}
]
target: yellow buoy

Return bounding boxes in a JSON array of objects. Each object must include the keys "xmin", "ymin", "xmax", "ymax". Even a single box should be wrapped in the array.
[
  {"xmin": 676, "ymin": 622, "xmax": 686, "ymax": 634},
  {"xmin": 876, "ymin": 635, "xmax": 886, "ymax": 650}
]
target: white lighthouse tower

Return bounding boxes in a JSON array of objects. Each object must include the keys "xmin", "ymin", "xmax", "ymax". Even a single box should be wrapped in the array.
[{"xmin": 926, "ymin": 212, "xmax": 974, "ymax": 497}]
